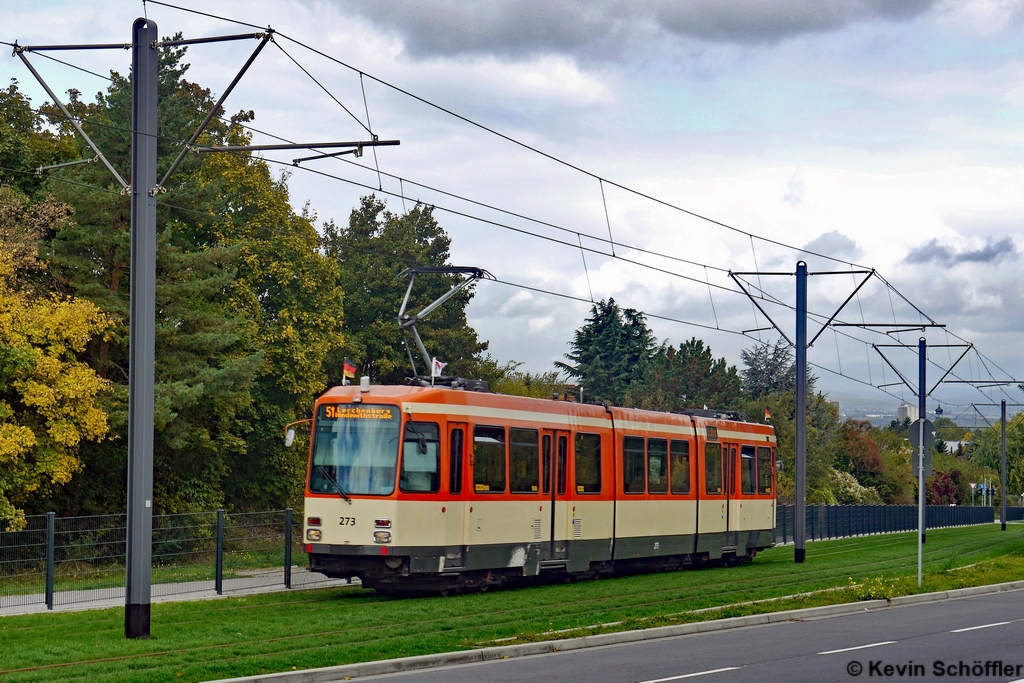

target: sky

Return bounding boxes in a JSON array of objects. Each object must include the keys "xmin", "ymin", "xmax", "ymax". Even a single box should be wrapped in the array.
[{"xmin": 3, "ymin": 0, "xmax": 1024, "ymax": 421}]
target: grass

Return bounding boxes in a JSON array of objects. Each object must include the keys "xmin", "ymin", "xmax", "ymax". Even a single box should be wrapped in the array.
[{"xmin": 2, "ymin": 524, "xmax": 1023, "ymax": 683}]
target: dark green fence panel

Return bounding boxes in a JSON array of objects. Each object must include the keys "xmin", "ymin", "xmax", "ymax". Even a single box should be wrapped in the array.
[{"xmin": 775, "ymin": 504, "xmax": 994, "ymax": 544}]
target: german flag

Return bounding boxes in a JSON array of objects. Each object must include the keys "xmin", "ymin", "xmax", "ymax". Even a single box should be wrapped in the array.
[{"xmin": 343, "ymin": 359, "xmax": 357, "ymax": 379}]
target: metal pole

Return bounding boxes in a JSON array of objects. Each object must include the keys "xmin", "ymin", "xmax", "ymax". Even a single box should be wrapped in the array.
[
  {"xmin": 45, "ymin": 512, "xmax": 55, "ymax": 610},
  {"xmin": 917, "ymin": 337, "xmax": 926, "ymax": 587},
  {"xmin": 794, "ymin": 261, "xmax": 807, "ymax": 563},
  {"xmin": 1001, "ymin": 400, "xmax": 1007, "ymax": 531},
  {"xmin": 215, "ymin": 509, "xmax": 224, "ymax": 595},
  {"xmin": 125, "ymin": 17, "xmax": 158, "ymax": 640},
  {"xmin": 284, "ymin": 508, "xmax": 293, "ymax": 589}
]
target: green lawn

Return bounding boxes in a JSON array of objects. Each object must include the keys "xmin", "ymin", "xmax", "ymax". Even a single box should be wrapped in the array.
[{"xmin": 2, "ymin": 524, "xmax": 1023, "ymax": 683}]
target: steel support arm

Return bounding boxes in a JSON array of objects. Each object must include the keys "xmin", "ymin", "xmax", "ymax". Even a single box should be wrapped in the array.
[
  {"xmin": 156, "ymin": 32, "xmax": 273, "ymax": 191},
  {"xmin": 17, "ymin": 52, "xmax": 129, "ymax": 189}
]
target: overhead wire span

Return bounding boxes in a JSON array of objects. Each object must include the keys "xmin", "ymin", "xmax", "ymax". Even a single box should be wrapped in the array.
[
  {"xmin": 142, "ymin": 0, "xmax": 875, "ymax": 270},
  {"xmin": 6, "ymin": 4, "xmax": 982, "ymax": 352},
  {"xmin": 490, "ymin": 279, "xmax": 745, "ymax": 338},
  {"xmin": 8, "ymin": 14, "xmax": 1018, "ymax": 404},
  {"xmin": 263, "ymin": 159, "xmax": 1007, "ymax": 403},
  {"xmin": 599, "ymin": 179, "xmax": 615, "ymax": 258},
  {"xmin": 359, "ymin": 72, "xmax": 384, "ymax": 191},
  {"xmin": 577, "ymin": 234, "xmax": 594, "ymax": 303},
  {"xmin": 260, "ymin": 155, "xmax": 749, "ymax": 297},
  {"xmin": 271, "ymin": 40, "xmax": 371, "ymax": 136}
]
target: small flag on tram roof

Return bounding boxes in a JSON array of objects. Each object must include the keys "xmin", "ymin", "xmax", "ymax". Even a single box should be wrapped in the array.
[
  {"xmin": 431, "ymin": 357, "xmax": 447, "ymax": 378},
  {"xmin": 764, "ymin": 407, "xmax": 772, "ymax": 422},
  {"xmin": 343, "ymin": 358, "xmax": 357, "ymax": 379}
]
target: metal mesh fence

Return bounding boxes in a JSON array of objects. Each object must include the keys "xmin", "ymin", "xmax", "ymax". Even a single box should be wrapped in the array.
[
  {"xmin": 0, "ymin": 514, "xmax": 47, "ymax": 611},
  {"xmin": 774, "ymin": 504, "xmax": 996, "ymax": 545},
  {"xmin": 151, "ymin": 512, "xmax": 216, "ymax": 598},
  {"xmin": 0, "ymin": 507, "xmax": 343, "ymax": 614},
  {"xmin": 53, "ymin": 514, "xmax": 126, "ymax": 607}
]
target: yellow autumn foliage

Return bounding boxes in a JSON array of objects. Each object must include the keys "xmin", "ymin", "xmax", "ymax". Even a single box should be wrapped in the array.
[{"xmin": 0, "ymin": 246, "xmax": 111, "ymax": 523}]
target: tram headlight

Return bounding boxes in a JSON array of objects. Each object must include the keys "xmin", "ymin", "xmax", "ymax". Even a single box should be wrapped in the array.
[
  {"xmin": 373, "ymin": 531, "xmax": 392, "ymax": 544},
  {"xmin": 306, "ymin": 529, "xmax": 322, "ymax": 541}
]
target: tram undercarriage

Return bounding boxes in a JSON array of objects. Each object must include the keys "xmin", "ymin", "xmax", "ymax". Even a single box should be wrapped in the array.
[{"xmin": 308, "ymin": 535, "xmax": 769, "ymax": 596}]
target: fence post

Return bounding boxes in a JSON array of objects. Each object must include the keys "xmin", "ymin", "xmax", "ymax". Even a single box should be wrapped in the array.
[
  {"xmin": 45, "ymin": 512, "xmax": 55, "ymax": 610},
  {"xmin": 215, "ymin": 509, "xmax": 224, "ymax": 595},
  {"xmin": 284, "ymin": 508, "xmax": 293, "ymax": 589}
]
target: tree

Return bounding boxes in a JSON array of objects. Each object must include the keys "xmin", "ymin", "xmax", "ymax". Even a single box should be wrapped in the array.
[
  {"xmin": 0, "ymin": 80, "xmax": 76, "ymax": 196},
  {"xmin": 5, "ymin": 45, "xmax": 344, "ymax": 514},
  {"xmin": 836, "ymin": 419, "xmax": 885, "ymax": 482},
  {"xmin": 971, "ymin": 412, "xmax": 1024, "ymax": 506},
  {"xmin": 486, "ymin": 359, "xmax": 566, "ymax": 399},
  {"xmin": 200, "ymin": 152, "xmax": 344, "ymax": 511},
  {"xmin": 321, "ymin": 196, "xmax": 486, "ymax": 385},
  {"xmin": 0, "ymin": 188, "xmax": 110, "ymax": 523},
  {"xmin": 623, "ymin": 338, "xmax": 741, "ymax": 412},
  {"xmin": 739, "ymin": 339, "xmax": 816, "ymax": 399},
  {"xmin": 555, "ymin": 298, "xmax": 655, "ymax": 405}
]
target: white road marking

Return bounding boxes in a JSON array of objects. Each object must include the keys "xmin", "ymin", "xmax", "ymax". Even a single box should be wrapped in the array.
[
  {"xmin": 950, "ymin": 621, "xmax": 1011, "ymax": 633},
  {"xmin": 638, "ymin": 667, "xmax": 740, "ymax": 683},
  {"xmin": 817, "ymin": 641, "xmax": 896, "ymax": 655}
]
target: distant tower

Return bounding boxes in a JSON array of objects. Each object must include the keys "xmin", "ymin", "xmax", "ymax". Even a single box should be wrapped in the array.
[{"xmin": 897, "ymin": 402, "xmax": 919, "ymax": 423}]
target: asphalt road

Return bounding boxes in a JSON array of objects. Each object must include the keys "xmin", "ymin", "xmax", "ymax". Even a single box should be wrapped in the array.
[{"xmin": 358, "ymin": 590, "xmax": 1024, "ymax": 683}]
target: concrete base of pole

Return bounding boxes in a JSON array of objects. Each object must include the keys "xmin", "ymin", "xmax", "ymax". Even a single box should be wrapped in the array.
[
  {"xmin": 125, "ymin": 603, "xmax": 151, "ymax": 638},
  {"xmin": 794, "ymin": 548, "xmax": 805, "ymax": 563}
]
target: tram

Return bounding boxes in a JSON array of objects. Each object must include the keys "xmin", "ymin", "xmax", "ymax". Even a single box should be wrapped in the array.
[{"xmin": 300, "ymin": 382, "xmax": 777, "ymax": 594}]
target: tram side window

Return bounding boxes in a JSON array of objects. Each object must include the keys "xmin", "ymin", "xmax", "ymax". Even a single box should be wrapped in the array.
[
  {"xmin": 510, "ymin": 428, "xmax": 540, "ymax": 493},
  {"xmin": 557, "ymin": 435, "xmax": 568, "ymax": 495},
  {"xmin": 670, "ymin": 440, "xmax": 690, "ymax": 494},
  {"xmin": 623, "ymin": 436, "xmax": 645, "ymax": 494},
  {"xmin": 542, "ymin": 435, "xmax": 552, "ymax": 495},
  {"xmin": 450, "ymin": 428, "xmax": 464, "ymax": 495},
  {"xmin": 757, "ymin": 446, "xmax": 773, "ymax": 494},
  {"xmin": 740, "ymin": 445, "xmax": 757, "ymax": 494},
  {"xmin": 575, "ymin": 433, "xmax": 602, "ymax": 494},
  {"xmin": 648, "ymin": 438, "xmax": 668, "ymax": 494},
  {"xmin": 473, "ymin": 426, "xmax": 506, "ymax": 493},
  {"xmin": 400, "ymin": 422, "xmax": 441, "ymax": 493},
  {"xmin": 704, "ymin": 442, "xmax": 723, "ymax": 495}
]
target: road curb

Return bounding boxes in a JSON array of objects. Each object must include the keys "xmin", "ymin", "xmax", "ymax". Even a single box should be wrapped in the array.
[{"xmin": 208, "ymin": 579, "xmax": 1024, "ymax": 683}]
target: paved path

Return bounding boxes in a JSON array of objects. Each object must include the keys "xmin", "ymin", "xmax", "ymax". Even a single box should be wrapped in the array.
[
  {"xmin": 0, "ymin": 568, "xmax": 353, "ymax": 616},
  {"xmin": 356, "ymin": 589, "xmax": 1024, "ymax": 683}
]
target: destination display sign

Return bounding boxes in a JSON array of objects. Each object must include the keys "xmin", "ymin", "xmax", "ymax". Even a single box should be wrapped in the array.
[{"xmin": 321, "ymin": 405, "xmax": 395, "ymax": 420}]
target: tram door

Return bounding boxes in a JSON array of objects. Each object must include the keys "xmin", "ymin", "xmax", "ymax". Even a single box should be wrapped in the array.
[
  {"xmin": 542, "ymin": 430, "xmax": 570, "ymax": 561},
  {"xmin": 724, "ymin": 442, "xmax": 740, "ymax": 546},
  {"xmin": 445, "ymin": 422, "xmax": 468, "ymax": 567}
]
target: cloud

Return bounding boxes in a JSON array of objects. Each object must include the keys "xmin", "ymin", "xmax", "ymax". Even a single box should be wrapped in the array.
[
  {"xmin": 334, "ymin": 0, "xmax": 939, "ymax": 60},
  {"xmin": 783, "ymin": 169, "xmax": 805, "ymax": 206},
  {"xmin": 803, "ymin": 230, "xmax": 863, "ymax": 258},
  {"xmin": 903, "ymin": 237, "xmax": 1018, "ymax": 265},
  {"xmin": 655, "ymin": 0, "xmax": 937, "ymax": 44}
]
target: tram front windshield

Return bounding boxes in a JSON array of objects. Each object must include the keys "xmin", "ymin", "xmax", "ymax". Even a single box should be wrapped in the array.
[{"xmin": 310, "ymin": 404, "xmax": 400, "ymax": 496}]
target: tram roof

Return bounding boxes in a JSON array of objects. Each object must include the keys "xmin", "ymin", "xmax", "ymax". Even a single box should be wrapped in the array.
[{"xmin": 317, "ymin": 384, "xmax": 772, "ymax": 436}]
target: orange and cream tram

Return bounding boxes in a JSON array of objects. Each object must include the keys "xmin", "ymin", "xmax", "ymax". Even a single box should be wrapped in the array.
[{"xmin": 302, "ymin": 384, "xmax": 777, "ymax": 593}]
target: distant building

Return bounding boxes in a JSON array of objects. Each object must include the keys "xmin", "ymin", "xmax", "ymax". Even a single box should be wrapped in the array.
[
  {"xmin": 897, "ymin": 402, "xmax": 919, "ymax": 423},
  {"xmin": 830, "ymin": 400, "xmax": 841, "ymax": 416}
]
